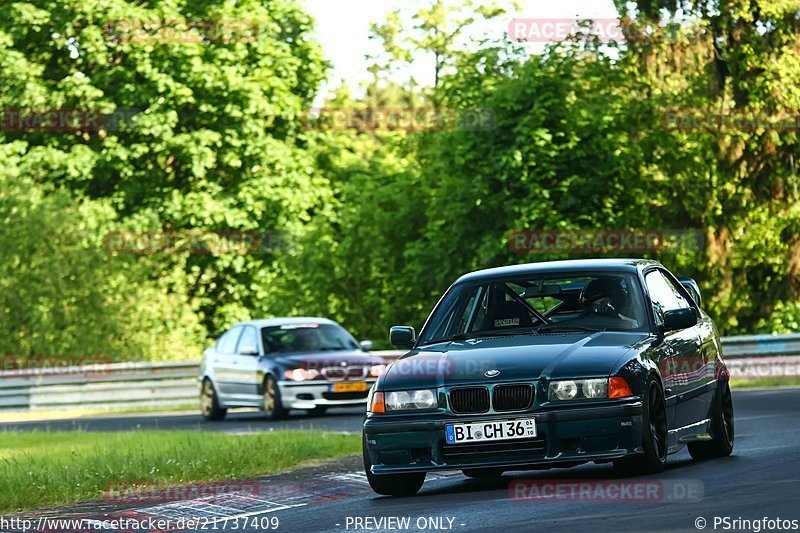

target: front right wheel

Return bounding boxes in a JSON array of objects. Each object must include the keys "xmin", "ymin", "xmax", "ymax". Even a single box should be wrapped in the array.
[
  {"xmin": 614, "ymin": 376, "xmax": 667, "ymax": 474},
  {"xmin": 263, "ymin": 375, "xmax": 289, "ymax": 420},
  {"xmin": 363, "ymin": 435, "xmax": 425, "ymax": 496}
]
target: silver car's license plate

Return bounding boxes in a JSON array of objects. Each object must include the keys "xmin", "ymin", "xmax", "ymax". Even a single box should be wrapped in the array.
[{"xmin": 445, "ymin": 418, "xmax": 537, "ymax": 444}]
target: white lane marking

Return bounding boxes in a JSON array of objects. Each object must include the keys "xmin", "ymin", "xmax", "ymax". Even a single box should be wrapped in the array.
[{"xmin": 736, "ymin": 413, "xmax": 789, "ymax": 421}]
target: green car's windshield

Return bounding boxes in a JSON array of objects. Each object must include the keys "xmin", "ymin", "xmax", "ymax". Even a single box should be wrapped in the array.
[{"xmin": 419, "ymin": 272, "xmax": 648, "ymax": 345}]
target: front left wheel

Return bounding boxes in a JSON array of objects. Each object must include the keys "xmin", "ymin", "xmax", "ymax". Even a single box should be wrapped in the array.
[
  {"xmin": 363, "ymin": 435, "xmax": 425, "ymax": 496},
  {"xmin": 688, "ymin": 382, "xmax": 734, "ymax": 460}
]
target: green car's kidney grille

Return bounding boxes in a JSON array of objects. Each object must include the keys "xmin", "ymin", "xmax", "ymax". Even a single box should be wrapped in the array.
[
  {"xmin": 492, "ymin": 384, "xmax": 534, "ymax": 411},
  {"xmin": 449, "ymin": 387, "xmax": 490, "ymax": 413}
]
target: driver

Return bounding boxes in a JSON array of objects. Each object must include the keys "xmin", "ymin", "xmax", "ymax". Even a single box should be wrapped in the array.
[
  {"xmin": 292, "ymin": 329, "xmax": 321, "ymax": 351},
  {"xmin": 579, "ymin": 277, "xmax": 636, "ymax": 323}
]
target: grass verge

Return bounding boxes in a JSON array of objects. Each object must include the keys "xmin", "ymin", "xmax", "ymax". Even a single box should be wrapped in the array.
[
  {"xmin": 0, "ymin": 404, "xmax": 202, "ymax": 423},
  {"xmin": 0, "ymin": 430, "xmax": 360, "ymax": 513},
  {"xmin": 730, "ymin": 376, "xmax": 800, "ymax": 388}
]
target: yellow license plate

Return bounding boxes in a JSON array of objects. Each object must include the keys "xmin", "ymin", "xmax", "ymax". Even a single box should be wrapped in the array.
[{"xmin": 332, "ymin": 382, "xmax": 368, "ymax": 393}]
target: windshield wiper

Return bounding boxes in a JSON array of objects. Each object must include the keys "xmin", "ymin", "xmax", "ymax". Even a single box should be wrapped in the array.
[
  {"xmin": 420, "ymin": 328, "xmax": 538, "ymax": 345},
  {"xmin": 536, "ymin": 325, "xmax": 604, "ymax": 333}
]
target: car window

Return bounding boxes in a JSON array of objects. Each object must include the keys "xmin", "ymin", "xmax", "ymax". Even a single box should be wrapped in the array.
[
  {"xmin": 236, "ymin": 326, "xmax": 259, "ymax": 355},
  {"xmin": 216, "ymin": 326, "xmax": 242, "ymax": 355},
  {"xmin": 645, "ymin": 270, "xmax": 689, "ymax": 323},
  {"xmin": 419, "ymin": 272, "xmax": 647, "ymax": 343},
  {"xmin": 261, "ymin": 323, "xmax": 359, "ymax": 353}
]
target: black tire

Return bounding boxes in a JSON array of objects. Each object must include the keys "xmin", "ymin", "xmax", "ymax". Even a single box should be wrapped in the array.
[
  {"xmin": 462, "ymin": 468, "xmax": 504, "ymax": 479},
  {"xmin": 263, "ymin": 375, "xmax": 289, "ymax": 420},
  {"xmin": 308, "ymin": 406, "xmax": 328, "ymax": 416},
  {"xmin": 688, "ymin": 382, "xmax": 734, "ymax": 460},
  {"xmin": 363, "ymin": 434, "xmax": 425, "ymax": 496},
  {"xmin": 200, "ymin": 379, "xmax": 227, "ymax": 421},
  {"xmin": 614, "ymin": 376, "xmax": 667, "ymax": 475}
]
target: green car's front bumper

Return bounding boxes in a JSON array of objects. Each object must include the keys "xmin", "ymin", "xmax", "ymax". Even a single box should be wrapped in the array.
[{"xmin": 364, "ymin": 401, "xmax": 644, "ymax": 474}]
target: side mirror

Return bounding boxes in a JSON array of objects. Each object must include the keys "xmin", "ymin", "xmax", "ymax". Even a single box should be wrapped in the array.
[
  {"xmin": 663, "ymin": 308, "xmax": 697, "ymax": 331},
  {"xmin": 390, "ymin": 326, "xmax": 416, "ymax": 349},
  {"xmin": 239, "ymin": 346, "xmax": 259, "ymax": 356},
  {"xmin": 359, "ymin": 340, "xmax": 373, "ymax": 352}
]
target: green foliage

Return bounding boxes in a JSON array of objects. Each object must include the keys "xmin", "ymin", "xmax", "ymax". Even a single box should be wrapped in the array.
[
  {"xmin": 1, "ymin": 0, "xmax": 799, "ymax": 361},
  {"xmin": 0, "ymin": 150, "xmax": 204, "ymax": 360}
]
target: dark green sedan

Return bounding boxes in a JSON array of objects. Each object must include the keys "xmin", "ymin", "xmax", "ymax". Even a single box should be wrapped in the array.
[{"xmin": 363, "ymin": 259, "xmax": 734, "ymax": 496}]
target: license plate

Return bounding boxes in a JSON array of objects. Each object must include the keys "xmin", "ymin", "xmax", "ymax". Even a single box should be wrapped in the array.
[
  {"xmin": 445, "ymin": 418, "xmax": 537, "ymax": 444},
  {"xmin": 332, "ymin": 381, "xmax": 368, "ymax": 393}
]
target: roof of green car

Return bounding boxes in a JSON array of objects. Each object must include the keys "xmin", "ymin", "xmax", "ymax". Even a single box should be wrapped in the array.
[{"xmin": 455, "ymin": 258, "xmax": 660, "ymax": 284}]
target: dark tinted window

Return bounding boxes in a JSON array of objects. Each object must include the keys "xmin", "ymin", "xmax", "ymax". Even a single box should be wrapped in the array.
[
  {"xmin": 420, "ymin": 272, "xmax": 647, "ymax": 344},
  {"xmin": 261, "ymin": 323, "xmax": 359, "ymax": 353}
]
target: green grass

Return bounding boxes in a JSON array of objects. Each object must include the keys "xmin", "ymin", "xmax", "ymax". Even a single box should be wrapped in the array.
[
  {"xmin": 0, "ymin": 403, "xmax": 202, "ymax": 423},
  {"xmin": 730, "ymin": 376, "xmax": 800, "ymax": 388},
  {"xmin": 0, "ymin": 430, "xmax": 360, "ymax": 513}
]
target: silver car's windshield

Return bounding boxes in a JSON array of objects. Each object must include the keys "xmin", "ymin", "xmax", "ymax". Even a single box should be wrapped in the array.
[{"xmin": 261, "ymin": 323, "xmax": 359, "ymax": 353}]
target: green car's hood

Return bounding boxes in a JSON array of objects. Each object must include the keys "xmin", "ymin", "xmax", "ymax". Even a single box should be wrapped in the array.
[{"xmin": 380, "ymin": 331, "xmax": 648, "ymax": 390}]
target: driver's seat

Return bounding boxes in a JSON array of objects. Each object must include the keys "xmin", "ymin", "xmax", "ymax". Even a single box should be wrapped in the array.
[{"xmin": 486, "ymin": 299, "xmax": 534, "ymax": 329}]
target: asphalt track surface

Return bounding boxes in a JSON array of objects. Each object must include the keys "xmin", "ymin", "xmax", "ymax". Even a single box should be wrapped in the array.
[
  {"xmin": 0, "ymin": 407, "xmax": 367, "ymax": 434},
  {"xmin": 4, "ymin": 388, "xmax": 800, "ymax": 533}
]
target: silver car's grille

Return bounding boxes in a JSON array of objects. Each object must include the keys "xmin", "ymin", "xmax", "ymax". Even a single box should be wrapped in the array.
[{"xmin": 321, "ymin": 366, "xmax": 367, "ymax": 379}]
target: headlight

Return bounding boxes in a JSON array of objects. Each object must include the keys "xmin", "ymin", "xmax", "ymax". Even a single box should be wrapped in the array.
[
  {"xmin": 384, "ymin": 389, "xmax": 437, "ymax": 411},
  {"xmin": 284, "ymin": 368, "xmax": 319, "ymax": 381},
  {"xmin": 548, "ymin": 378, "xmax": 609, "ymax": 401},
  {"xmin": 369, "ymin": 364, "xmax": 387, "ymax": 377}
]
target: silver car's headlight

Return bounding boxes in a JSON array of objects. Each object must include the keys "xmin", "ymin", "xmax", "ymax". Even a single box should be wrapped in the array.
[
  {"xmin": 385, "ymin": 389, "xmax": 438, "ymax": 411},
  {"xmin": 548, "ymin": 378, "xmax": 608, "ymax": 401}
]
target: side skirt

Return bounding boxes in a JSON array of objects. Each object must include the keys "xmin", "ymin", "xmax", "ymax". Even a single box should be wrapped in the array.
[{"xmin": 666, "ymin": 418, "xmax": 712, "ymax": 453}]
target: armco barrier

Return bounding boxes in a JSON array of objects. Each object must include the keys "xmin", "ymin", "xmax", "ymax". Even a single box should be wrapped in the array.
[{"xmin": 0, "ymin": 336, "xmax": 795, "ymax": 413}]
